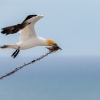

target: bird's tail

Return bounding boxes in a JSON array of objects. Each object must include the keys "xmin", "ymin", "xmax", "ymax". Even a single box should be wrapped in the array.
[{"xmin": 0, "ymin": 44, "xmax": 19, "ymax": 50}]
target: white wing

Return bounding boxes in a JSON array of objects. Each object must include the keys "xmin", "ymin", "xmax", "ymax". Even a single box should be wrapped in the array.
[
  {"xmin": 19, "ymin": 23, "xmax": 37, "ymax": 42},
  {"xmin": 19, "ymin": 15, "xmax": 44, "ymax": 42},
  {"xmin": 1, "ymin": 15, "xmax": 43, "ymax": 38}
]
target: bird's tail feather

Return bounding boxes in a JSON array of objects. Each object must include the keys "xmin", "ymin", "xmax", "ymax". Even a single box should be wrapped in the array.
[{"xmin": 0, "ymin": 45, "xmax": 19, "ymax": 50}]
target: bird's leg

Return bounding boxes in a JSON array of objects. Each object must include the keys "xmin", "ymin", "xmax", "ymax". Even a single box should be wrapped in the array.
[
  {"xmin": 12, "ymin": 49, "xmax": 18, "ymax": 57},
  {"xmin": 12, "ymin": 47, "xmax": 20, "ymax": 58},
  {"xmin": 12, "ymin": 49, "xmax": 20, "ymax": 58}
]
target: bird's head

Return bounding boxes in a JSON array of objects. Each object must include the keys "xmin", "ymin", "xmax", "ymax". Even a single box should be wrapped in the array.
[{"xmin": 46, "ymin": 39, "xmax": 62, "ymax": 50}]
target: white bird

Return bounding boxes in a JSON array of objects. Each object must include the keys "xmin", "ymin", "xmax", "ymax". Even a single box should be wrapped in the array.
[{"xmin": 1, "ymin": 15, "xmax": 61, "ymax": 58}]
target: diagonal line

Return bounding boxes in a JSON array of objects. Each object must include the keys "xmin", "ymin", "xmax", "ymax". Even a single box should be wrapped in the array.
[{"xmin": 0, "ymin": 46, "xmax": 60, "ymax": 80}]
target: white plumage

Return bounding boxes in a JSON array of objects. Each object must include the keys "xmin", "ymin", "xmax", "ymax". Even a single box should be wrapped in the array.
[
  {"xmin": 18, "ymin": 15, "xmax": 47, "ymax": 50},
  {"xmin": 19, "ymin": 15, "xmax": 43, "ymax": 42},
  {"xmin": 1, "ymin": 15, "xmax": 58, "ymax": 58}
]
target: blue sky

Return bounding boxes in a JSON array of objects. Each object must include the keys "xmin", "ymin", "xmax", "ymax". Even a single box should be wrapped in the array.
[
  {"xmin": 0, "ymin": 0, "xmax": 100, "ymax": 57},
  {"xmin": 0, "ymin": 1, "xmax": 100, "ymax": 100}
]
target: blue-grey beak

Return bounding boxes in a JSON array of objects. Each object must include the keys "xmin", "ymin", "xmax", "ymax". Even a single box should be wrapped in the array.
[
  {"xmin": 53, "ymin": 43, "xmax": 62, "ymax": 50},
  {"xmin": 46, "ymin": 43, "xmax": 62, "ymax": 52}
]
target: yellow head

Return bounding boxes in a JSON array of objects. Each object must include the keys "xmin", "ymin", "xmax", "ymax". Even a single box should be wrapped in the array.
[
  {"xmin": 47, "ymin": 39, "xmax": 56, "ymax": 46},
  {"xmin": 46, "ymin": 39, "xmax": 62, "ymax": 50}
]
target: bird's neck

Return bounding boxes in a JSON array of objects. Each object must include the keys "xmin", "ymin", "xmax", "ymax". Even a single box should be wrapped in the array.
[{"xmin": 37, "ymin": 37, "xmax": 48, "ymax": 46}]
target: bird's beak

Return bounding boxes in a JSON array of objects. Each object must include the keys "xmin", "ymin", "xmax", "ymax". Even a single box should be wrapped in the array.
[
  {"xmin": 56, "ymin": 44, "xmax": 62, "ymax": 50},
  {"xmin": 46, "ymin": 44, "xmax": 62, "ymax": 52},
  {"xmin": 53, "ymin": 43, "xmax": 62, "ymax": 50}
]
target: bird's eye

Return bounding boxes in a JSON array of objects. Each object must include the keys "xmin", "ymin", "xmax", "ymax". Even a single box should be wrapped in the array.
[{"xmin": 53, "ymin": 43, "xmax": 57, "ymax": 46}]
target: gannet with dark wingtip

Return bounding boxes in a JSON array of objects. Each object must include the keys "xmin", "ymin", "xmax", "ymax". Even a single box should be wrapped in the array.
[{"xmin": 1, "ymin": 15, "xmax": 61, "ymax": 58}]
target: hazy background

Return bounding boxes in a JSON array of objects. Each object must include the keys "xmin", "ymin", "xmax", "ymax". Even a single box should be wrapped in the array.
[
  {"xmin": 0, "ymin": 0, "xmax": 100, "ymax": 57},
  {"xmin": 0, "ymin": 0, "xmax": 100, "ymax": 100}
]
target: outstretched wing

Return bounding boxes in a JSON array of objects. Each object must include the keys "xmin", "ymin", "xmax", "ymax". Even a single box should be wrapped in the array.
[
  {"xmin": 19, "ymin": 22, "xmax": 37, "ymax": 42},
  {"xmin": 1, "ymin": 15, "xmax": 37, "ymax": 35},
  {"xmin": 19, "ymin": 15, "xmax": 39, "ymax": 42},
  {"xmin": 1, "ymin": 15, "xmax": 43, "ymax": 42}
]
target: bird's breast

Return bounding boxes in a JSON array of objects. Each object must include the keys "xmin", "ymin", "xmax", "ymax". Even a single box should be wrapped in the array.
[{"xmin": 17, "ymin": 38, "xmax": 46, "ymax": 50}]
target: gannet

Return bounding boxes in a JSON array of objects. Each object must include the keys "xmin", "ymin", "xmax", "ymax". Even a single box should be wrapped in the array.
[{"xmin": 1, "ymin": 15, "xmax": 61, "ymax": 58}]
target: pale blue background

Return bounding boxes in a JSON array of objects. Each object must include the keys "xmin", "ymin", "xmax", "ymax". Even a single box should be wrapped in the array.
[
  {"xmin": 0, "ymin": 0, "xmax": 100, "ymax": 100},
  {"xmin": 0, "ymin": 0, "xmax": 100, "ymax": 57}
]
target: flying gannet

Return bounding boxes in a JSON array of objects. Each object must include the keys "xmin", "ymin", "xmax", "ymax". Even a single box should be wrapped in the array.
[{"xmin": 1, "ymin": 15, "xmax": 61, "ymax": 58}]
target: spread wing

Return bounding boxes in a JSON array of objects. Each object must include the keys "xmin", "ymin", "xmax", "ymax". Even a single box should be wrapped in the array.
[
  {"xmin": 1, "ymin": 15, "xmax": 39, "ymax": 42},
  {"xmin": 19, "ymin": 23, "xmax": 37, "ymax": 42}
]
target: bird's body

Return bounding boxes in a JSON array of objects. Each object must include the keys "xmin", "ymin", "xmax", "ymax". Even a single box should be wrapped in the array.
[
  {"xmin": 17, "ymin": 37, "xmax": 47, "ymax": 50},
  {"xmin": 1, "ymin": 14, "xmax": 61, "ymax": 58}
]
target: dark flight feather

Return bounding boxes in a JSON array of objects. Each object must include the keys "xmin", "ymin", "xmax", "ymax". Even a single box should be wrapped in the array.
[
  {"xmin": 22, "ymin": 15, "xmax": 37, "ymax": 23},
  {"xmin": 1, "ymin": 22, "xmax": 29, "ymax": 35},
  {"xmin": 1, "ymin": 24, "xmax": 21, "ymax": 35},
  {"xmin": 1, "ymin": 15, "xmax": 37, "ymax": 35}
]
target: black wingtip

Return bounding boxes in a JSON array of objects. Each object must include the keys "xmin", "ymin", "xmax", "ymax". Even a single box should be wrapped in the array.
[
  {"xmin": 0, "ymin": 45, "xmax": 9, "ymax": 49},
  {"xmin": 1, "ymin": 28, "xmax": 11, "ymax": 35},
  {"xmin": 23, "ymin": 14, "xmax": 37, "ymax": 22},
  {"xmin": 1, "ymin": 30, "xmax": 5, "ymax": 34}
]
